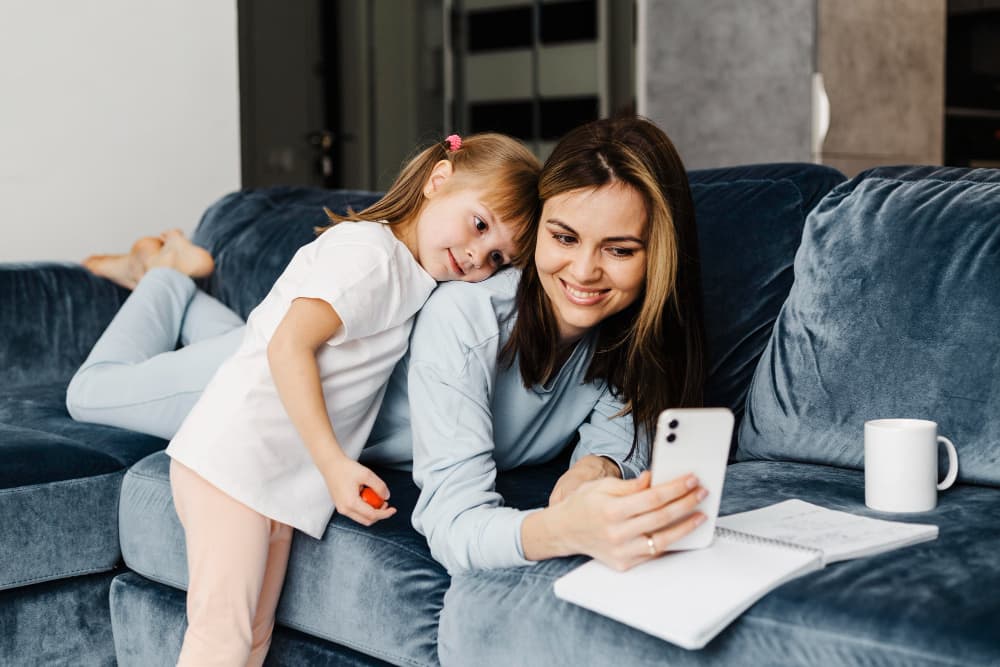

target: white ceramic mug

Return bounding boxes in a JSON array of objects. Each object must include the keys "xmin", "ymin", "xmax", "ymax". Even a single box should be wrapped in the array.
[{"xmin": 864, "ymin": 419, "xmax": 959, "ymax": 513}]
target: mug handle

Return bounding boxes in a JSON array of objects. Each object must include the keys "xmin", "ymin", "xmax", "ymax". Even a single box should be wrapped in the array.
[{"xmin": 937, "ymin": 436, "xmax": 959, "ymax": 491}]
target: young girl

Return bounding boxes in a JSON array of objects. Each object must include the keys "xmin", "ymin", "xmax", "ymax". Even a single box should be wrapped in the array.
[{"xmin": 162, "ymin": 133, "xmax": 540, "ymax": 666}]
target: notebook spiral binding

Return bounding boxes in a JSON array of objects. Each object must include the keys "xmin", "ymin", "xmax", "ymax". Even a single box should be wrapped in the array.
[{"xmin": 716, "ymin": 527, "xmax": 826, "ymax": 563}]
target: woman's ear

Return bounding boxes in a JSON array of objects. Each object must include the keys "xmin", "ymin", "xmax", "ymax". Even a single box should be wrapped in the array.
[{"xmin": 423, "ymin": 159, "xmax": 454, "ymax": 197}]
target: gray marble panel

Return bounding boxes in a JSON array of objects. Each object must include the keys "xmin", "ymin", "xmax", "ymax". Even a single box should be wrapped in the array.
[
  {"xmin": 642, "ymin": 0, "xmax": 815, "ymax": 168},
  {"xmin": 818, "ymin": 0, "xmax": 945, "ymax": 162}
]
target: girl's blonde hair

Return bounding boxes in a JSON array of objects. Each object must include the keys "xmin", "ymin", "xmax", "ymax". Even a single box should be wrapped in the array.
[{"xmin": 320, "ymin": 133, "xmax": 541, "ymax": 267}]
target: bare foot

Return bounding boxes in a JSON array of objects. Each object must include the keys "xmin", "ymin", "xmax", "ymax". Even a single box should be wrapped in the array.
[
  {"xmin": 82, "ymin": 254, "xmax": 138, "ymax": 289},
  {"xmin": 127, "ymin": 236, "xmax": 164, "ymax": 283},
  {"xmin": 147, "ymin": 229, "xmax": 215, "ymax": 278}
]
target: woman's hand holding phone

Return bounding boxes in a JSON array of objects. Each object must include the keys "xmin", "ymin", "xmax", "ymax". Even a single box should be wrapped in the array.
[{"xmin": 540, "ymin": 471, "xmax": 708, "ymax": 572}]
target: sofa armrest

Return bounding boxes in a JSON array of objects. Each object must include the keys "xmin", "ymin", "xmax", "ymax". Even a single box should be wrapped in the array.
[{"xmin": 0, "ymin": 262, "xmax": 127, "ymax": 386}]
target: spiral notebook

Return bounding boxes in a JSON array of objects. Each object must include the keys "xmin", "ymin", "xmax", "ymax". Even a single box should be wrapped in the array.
[{"xmin": 552, "ymin": 499, "xmax": 938, "ymax": 650}]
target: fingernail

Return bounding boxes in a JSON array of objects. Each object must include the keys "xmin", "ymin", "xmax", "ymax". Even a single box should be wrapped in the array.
[
  {"xmin": 697, "ymin": 488, "xmax": 709, "ymax": 501},
  {"xmin": 694, "ymin": 513, "xmax": 706, "ymax": 526},
  {"xmin": 686, "ymin": 476, "xmax": 698, "ymax": 489}
]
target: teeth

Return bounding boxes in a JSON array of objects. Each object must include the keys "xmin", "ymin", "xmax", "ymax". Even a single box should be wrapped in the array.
[{"xmin": 566, "ymin": 285, "xmax": 603, "ymax": 299}]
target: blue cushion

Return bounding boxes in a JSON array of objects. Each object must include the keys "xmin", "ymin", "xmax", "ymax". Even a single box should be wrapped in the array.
[
  {"xmin": 0, "ymin": 264, "xmax": 128, "ymax": 387},
  {"xmin": 688, "ymin": 164, "xmax": 846, "ymax": 432},
  {"xmin": 191, "ymin": 187, "xmax": 381, "ymax": 319},
  {"xmin": 0, "ymin": 383, "xmax": 165, "ymax": 473},
  {"xmin": 0, "ymin": 465, "xmax": 121, "ymax": 590},
  {"xmin": 119, "ymin": 450, "xmax": 566, "ymax": 666},
  {"xmin": 0, "ymin": 573, "xmax": 117, "ymax": 665},
  {"xmin": 739, "ymin": 166, "xmax": 1000, "ymax": 486},
  {"xmin": 0, "ymin": 383, "xmax": 164, "ymax": 590},
  {"xmin": 109, "ymin": 572, "xmax": 392, "ymax": 666},
  {"xmin": 186, "ymin": 166, "xmax": 846, "ymax": 437},
  {"xmin": 119, "ymin": 451, "xmax": 447, "ymax": 667},
  {"xmin": 440, "ymin": 462, "xmax": 1000, "ymax": 666}
]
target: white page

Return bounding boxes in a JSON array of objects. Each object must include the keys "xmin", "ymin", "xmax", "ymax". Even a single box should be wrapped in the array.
[
  {"xmin": 717, "ymin": 499, "xmax": 938, "ymax": 564},
  {"xmin": 553, "ymin": 534, "xmax": 820, "ymax": 650}
]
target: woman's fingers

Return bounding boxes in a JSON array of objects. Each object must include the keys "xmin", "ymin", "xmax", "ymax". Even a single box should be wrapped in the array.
[
  {"xmin": 610, "ymin": 473, "xmax": 700, "ymax": 520},
  {"xmin": 644, "ymin": 511, "xmax": 707, "ymax": 557},
  {"xmin": 620, "ymin": 485, "xmax": 708, "ymax": 538}
]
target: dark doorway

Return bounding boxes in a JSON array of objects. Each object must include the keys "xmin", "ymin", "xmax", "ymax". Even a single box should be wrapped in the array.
[{"xmin": 238, "ymin": 0, "xmax": 447, "ymax": 192}]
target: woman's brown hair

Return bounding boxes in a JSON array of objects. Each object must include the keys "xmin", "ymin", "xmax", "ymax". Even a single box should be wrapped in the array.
[
  {"xmin": 501, "ymin": 116, "xmax": 706, "ymax": 458},
  {"xmin": 319, "ymin": 133, "xmax": 541, "ymax": 267}
]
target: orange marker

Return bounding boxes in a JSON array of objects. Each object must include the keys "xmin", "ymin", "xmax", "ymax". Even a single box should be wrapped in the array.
[{"xmin": 360, "ymin": 486, "xmax": 385, "ymax": 509}]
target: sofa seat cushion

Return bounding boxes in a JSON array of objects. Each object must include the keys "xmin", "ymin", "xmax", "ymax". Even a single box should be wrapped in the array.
[
  {"xmin": 0, "ymin": 572, "xmax": 117, "ymax": 666},
  {"xmin": 120, "ymin": 450, "xmax": 566, "ymax": 667},
  {"xmin": 0, "ymin": 383, "xmax": 166, "ymax": 474},
  {"xmin": 120, "ymin": 451, "xmax": 444, "ymax": 666},
  {"xmin": 739, "ymin": 166, "xmax": 1000, "ymax": 485},
  {"xmin": 0, "ymin": 383, "xmax": 164, "ymax": 590},
  {"xmin": 109, "ymin": 572, "xmax": 391, "ymax": 667},
  {"xmin": 0, "ymin": 442, "xmax": 122, "ymax": 590},
  {"xmin": 439, "ymin": 461, "xmax": 1000, "ymax": 667}
]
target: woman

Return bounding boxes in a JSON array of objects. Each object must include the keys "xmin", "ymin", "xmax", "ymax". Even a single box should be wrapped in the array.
[{"xmin": 402, "ymin": 115, "xmax": 708, "ymax": 573}]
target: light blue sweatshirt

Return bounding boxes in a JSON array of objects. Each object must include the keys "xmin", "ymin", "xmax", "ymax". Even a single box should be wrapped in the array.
[{"xmin": 363, "ymin": 269, "xmax": 645, "ymax": 574}]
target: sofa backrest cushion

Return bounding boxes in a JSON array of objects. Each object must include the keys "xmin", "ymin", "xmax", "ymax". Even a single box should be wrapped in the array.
[
  {"xmin": 689, "ymin": 163, "xmax": 846, "ymax": 435},
  {"xmin": 190, "ymin": 164, "xmax": 846, "ymax": 435},
  {"xmin": 192, "ymin": 187, "xmax": 381, "ymax": 319},
  {"xmin": 738, "ymin": 166, "xmax": 1000, "ymax": 486}
]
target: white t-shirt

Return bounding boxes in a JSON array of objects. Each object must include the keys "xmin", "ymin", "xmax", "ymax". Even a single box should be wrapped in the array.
[{"xmin": 166, "ymin": 221, "xmax": 436, "ymax": 538}]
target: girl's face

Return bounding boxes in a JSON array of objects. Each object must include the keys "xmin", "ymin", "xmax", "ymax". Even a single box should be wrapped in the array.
[
  {"xmin": 415, "ymin": 165, "xmax": 520, "ymax": 283},
  {"xmin": 535, "ymin": 182, "xmax": 648, "ymax": 343}
]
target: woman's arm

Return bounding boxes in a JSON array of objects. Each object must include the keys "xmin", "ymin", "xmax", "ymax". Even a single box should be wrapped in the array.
[
  {"xmin": 268, "ymin": 296, "xmax": 395, "ymax": 525},
  {"xmin": 548, "ymin": 389, "xmax": 642, "ymax": 504}
]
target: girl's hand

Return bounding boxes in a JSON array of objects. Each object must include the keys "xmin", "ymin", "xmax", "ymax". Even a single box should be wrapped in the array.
[
  {"xmin": 322, "ymin": 458, "xmax": 396, "ymax": 526},
  {"xmin": 546, "ymin": 471, "xmax": 707, "ymax": 571},
  {"xmin": 549, "ymin": 455, "xmax": 622, "ymax": 506}
]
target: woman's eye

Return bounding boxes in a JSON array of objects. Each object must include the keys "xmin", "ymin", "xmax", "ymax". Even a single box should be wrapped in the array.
[
  {"xmin": 607, "ymin": 246, "xmax": 636, "ymax": 258},
  {"xmin": 553, "ymin": 234, "xmax": 576, "ymax": 246},
  {"xmin": 474, "ymin": 217, "xmax": 488, "ymax": 232},
  {"xmin": 489, "ymin": 250, "xmax": 505, "ymax": 267}
]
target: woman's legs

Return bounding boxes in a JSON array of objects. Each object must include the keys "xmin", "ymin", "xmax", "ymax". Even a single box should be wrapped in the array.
[
  {"xmin": 171, "ymin": 460, "xmax": 294, "ymax": 667},
  {"xmin": 66, "ymin": 268, "xmax": 245, "ymax": 439}
]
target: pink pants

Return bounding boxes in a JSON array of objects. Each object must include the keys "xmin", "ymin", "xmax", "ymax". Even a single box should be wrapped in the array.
[{"xmin": 170, "ymin": 460, "xmax": 294, "ymax": 667}]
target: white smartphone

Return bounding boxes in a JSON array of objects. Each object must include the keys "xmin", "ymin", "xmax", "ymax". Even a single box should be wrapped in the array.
[{"xmin": 649, "ymin": 407, "xmax": 734, "ymax": 551}]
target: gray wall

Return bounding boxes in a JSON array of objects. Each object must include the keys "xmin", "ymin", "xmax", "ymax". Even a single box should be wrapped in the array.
[{"xmin": 641, "ymin": 0, "xmax": 815, "ymax": 169}]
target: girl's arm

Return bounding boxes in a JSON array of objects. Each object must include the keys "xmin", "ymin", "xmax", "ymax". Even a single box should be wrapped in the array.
[{"xmin": 268, "ymin": 296, "xmax": 395, "ymax": 526}]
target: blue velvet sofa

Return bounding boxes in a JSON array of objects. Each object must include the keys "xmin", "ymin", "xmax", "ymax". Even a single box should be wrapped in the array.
[{"xmin": 2, "ymin": 162, "xmax": 998, "ymax": 666}]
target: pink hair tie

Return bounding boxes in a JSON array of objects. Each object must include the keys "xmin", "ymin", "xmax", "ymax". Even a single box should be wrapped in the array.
[{"xmin": 445, "ymin": 134, "xmax": 462, "ymax": 152}]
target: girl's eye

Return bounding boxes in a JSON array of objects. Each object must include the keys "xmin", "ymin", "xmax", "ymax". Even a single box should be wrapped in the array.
[
  {"xmin": 474, "ymin": 217, "xmax": 488, "ymax": 232},
  {"xmin": 553, "ymin": 233, "xmax": 576, "ymax": 246},
  {"xmin": 489, "ymin": 250, "xmax": 505, "ymax": 267}
]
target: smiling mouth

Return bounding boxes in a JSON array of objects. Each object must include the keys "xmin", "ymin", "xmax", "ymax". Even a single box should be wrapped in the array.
[
  {"xmin": 447, "ymin": 250, "xmax": 466, "ymax": 277},
  {"xmin": 559, "ymin": 279, "xmax": 610, "ymax": 305}
]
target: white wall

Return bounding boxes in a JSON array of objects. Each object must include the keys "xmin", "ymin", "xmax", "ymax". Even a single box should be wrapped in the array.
[{"xmin": 0, "ymin": 1, "xmax": 241, "ymax": 263}]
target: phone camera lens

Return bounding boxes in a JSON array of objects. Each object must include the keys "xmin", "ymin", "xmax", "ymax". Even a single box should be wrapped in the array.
[
  {"xmin": 668, "ymin": 419, "xmax": 679, "ymax": 429},
  {"xmin": 666, "ymin": 433, "xmax": 677, "ymax": 443}
]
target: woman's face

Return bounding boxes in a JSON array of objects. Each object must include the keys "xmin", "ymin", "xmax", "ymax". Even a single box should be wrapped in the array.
[{"xmin": 535, "ymin": 182, "xmax": 648, "ymax": 343}]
